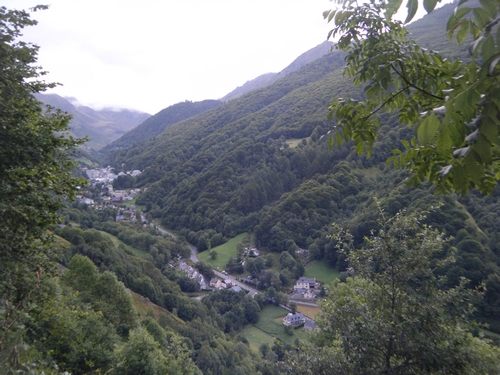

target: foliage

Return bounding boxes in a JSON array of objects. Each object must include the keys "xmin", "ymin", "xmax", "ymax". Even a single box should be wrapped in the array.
[
  {"xmin": 281, "ymin": 208, "xmax": 500, "ymax": 374},
  {"xmin": 202, "ymin": 289, "xmax": 261, "ymax": 332},
  {"xmin": 101, "ymin": 99, "xmax": 221, "ymax": 153},
  {"xmin": 111, "ymin": 326, "xmax": 201, "ymax": 375},
  {"xmin": 324, "ymin": 0, "xmax": 500, "ymax": 195},
  {"xmin": 0, "ymin": 5, "xmax": 85, "ymax": 370}
]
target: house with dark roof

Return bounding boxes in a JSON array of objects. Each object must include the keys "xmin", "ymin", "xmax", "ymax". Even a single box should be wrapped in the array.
[
  {"xmin": 283, "ymin": 312, "xmax": 306, "ymax": 327},
  {"xmin": 303, "ymin": 319, "xmax": 316, "ymax": 331}
]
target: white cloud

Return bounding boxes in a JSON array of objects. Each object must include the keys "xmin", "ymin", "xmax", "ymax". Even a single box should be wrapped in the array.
[{"xmin": 4, "ymin": 0, "xmax": 453, "ymax": 114}]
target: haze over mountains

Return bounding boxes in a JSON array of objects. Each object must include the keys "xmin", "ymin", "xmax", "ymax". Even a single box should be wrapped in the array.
[{"xmin": 36, "ymin": 93, "xmax": 151, "ymax": 151}]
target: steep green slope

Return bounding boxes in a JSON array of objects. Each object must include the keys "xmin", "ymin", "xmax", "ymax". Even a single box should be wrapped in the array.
[
  {"xmin": 101, "ymin": 99, "xmax": 222, "ymax": 153},
  {"xmin": 102, "ymin": 3, "xmax": 500, "ymax": 331}
]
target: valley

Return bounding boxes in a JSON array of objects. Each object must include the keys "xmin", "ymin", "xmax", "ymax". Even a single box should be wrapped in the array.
[{"xmin": 3, "ymin": 1, "xmax": 500, "ymax": 374}]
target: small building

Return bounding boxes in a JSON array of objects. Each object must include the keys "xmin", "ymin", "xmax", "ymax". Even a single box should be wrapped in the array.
[
  {"xmin": 179, "ymin": 262, "xmax": 190, "ymax": 272},
  {"xmin": 302, "ymin": 289, "xmax": 317, "ymax": 299},
  {"xmin": 111, "ymin": 197, "xmax": 123, "ymax": 204},
  {"xmin": 283, "ymin": 312, "xmax": 306, "ymax": 327},
  {"xmin": 294, "ymin": 277, "xmax": 320, "ymax": 293},
  {"xmin": 210, "ymin": 278, "xmax": 222, "ymax": 289},
  {"xmin": 187, "ymin": 268, "xmax": 198, "ymax": 279},
  {"xmin": 130, "ymin": 170, "xmax": 142, "ymax": 177},
  {"xmin": 195, "ymin": 274, "xmax": 207, "ymax": 290},
  {"xmin": 231, "ymin": 285, "xmax": 242, "ymax": 293},
  {"xmin": 247, "ymin": 248, "xmax": 260, "ymax": 257},
  {"xmin": 303, "ymin": 319, "xmax": 316, "ymax": 331},
  {"xmin": 224, "ymin": 279, "xmax": 233, "ymax": 287}
]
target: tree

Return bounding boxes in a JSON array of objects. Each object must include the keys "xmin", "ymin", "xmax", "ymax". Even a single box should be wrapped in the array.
[
  {"xmin": 280, "ymin": 208, "xmax": 500, "ymax": 374},
  {"xmin": 323, "ymin": 0, "xmax": 500, "ymax": 195},
  {"xmin": 0, "ymin": 5, "xmax": 85, "ymax": 368},
  {"xmin": 112, "ymin": 326, "xmax": 201, "ymax": 375}
]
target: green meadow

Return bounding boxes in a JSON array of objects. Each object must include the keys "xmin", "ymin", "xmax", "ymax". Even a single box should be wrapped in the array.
[
  {"xmin": 198, "ymin": 233, "xmax": 248, "ymax": 270},
  {"xmin": 99, "ymin": 230, "xmax": 149, "ymax": 259},
  {"xmin": 304, "ymin": 261, "xmax": 340, "ymax": 284},
  {"xmin": 243, "ymin": 305, "xmax": 309, "ymax": 351}
]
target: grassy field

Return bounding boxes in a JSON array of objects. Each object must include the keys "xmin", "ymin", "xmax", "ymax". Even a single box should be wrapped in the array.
[
  {"xmin": 122, "ymin": 196, "xmax": 146, "ymax": 211},
  {"xmin": 296, "ymin": 304, "xmax": 321, "ymax": 319},
  {"xmin": 242, "ymin": 326, "xmax": 274, "ymax": 352},
  {"xmin": 99, "ymin": 230, "xmax": 149, "ymax": 259},
  {"xmin": 198, "ymin": 233, "xmax": 248, "ymax": 270},
  {"xmin": 243, "ymin": 305, "xmax": 309, "ymax": 350},
  {"xmin": 285, "ymin": 137, "xmax": 311, "ymax": 148},
  {"xmin": 304, "ymin": 261, "xmax": 340, "ymax": 284}
]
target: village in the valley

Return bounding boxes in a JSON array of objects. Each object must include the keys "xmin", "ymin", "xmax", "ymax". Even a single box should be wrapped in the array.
[
  {"xmin": 77, "ymin": 166, "xmax": 145, "ymax": 222},
  {"xmin": 78, "ymin": 166, "xmax": 321, "ymax": 331}
]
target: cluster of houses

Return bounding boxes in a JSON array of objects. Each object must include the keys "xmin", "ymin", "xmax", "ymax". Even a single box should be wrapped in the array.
[
  {"xmin": 178, "ymin": 262, "xmax": 245, "ymax": 293},
  {"xmin": 209, "ymin": 278, "xmax": 243, "ymax": 293},
  {"xmin": 179, "ymin": 262, "xmax": 208, "ymax": 290},
  {"xmin": 83, "ymin": 166, "xmax": 142, "ymax": 185},
  {"xmin": 75, "ymin": 174, "xmax": 145, "ymax": 224},
  {"xmin": 115, "ymin": 205, "xmax": 139, "ymax": 223}
]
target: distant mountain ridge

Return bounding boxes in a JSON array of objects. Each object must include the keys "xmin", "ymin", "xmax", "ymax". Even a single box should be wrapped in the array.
[
  {"xmin": 36, "ymin": 93, "xmax": 150, "ymax": 151},
  {"xmin": 221, "ymin": 41, "xmax": 333, "ymax": 101},
  {"xmin": 101, "ymin": 99, "xmax": 223, "ymax": 154}
]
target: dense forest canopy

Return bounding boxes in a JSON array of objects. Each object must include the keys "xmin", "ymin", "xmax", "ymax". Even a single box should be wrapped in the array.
[
  {"xmin": 2, "ymin": 0, "xmax": 500, "ymax": 373},
  {"xmin": 99, "ymin": 0, "xmax": 500, "ymax": 334}
]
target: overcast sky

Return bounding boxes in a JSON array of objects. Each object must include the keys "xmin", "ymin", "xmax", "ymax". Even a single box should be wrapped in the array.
[
  {"xmin": 5, "ymin": 0, "xmax": 452, "ymax": 114},
  {"xmin": 4, "ymin": 0, "xmax": 338, "ymax": 114}
]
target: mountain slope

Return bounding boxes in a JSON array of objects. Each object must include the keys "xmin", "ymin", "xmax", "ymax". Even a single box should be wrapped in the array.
[
  {"xmin": 101, "ymin": 99, "xmax": 222, "ymax": 154},
  {"xmin": 102, "ymin": 2, "xmax": 500, "ymax": 330},
  {"xmin": 221, "ymin": 41, "xmax": 333, "ymax": 102},
  {"xmin": 36, "ymin": 93, "xmax": 150, "ymax": 150}
]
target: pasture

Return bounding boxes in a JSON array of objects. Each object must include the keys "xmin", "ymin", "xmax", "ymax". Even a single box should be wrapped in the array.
[
  {"xmin": 304, "ymin": 261, "xmax": 339, "ymax": 284},
  {"xmin": 198, "ymin": 233, "xmax": 248, "ymax": 270}
]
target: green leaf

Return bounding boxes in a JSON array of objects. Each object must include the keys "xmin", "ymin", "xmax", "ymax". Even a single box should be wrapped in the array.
[
  {"xmin": 473, "ymin": 134, "xmax": 492, "ymax": 163},
  {"xmin": 456, "ymin": 20, "xmax": 470, "ymax": 44},
  {"xmin": 447, "ymin": 7, "xmax": 473, "ymax": 32},
  {"xmin": 386, "ymin": 0, "xmax": 403, "ymax": 20},
  {"xmin": 335, "ymin": 11, "xmax": 353, "ymax": 26},
  {"xmin": 481, "ymin": 34, "xmax": 496, "ymax": 61},
  {"xmin": 473, "ymin": 7, "xmax": 492, "ymax": 29},
  {"xmin": 417, "ymin": 114, "xmax": 440, "ymax": 145},
  {"xmin": 464, "ymin": 149, "xmax": 484, "ymax": 184},
  {"xmin": 469, "ymin": 35, "xmax": 484, "ymax": 56},
  {"xmin": 487, "ymin": 52, "xmax": 500, "ymax": 75},
  {"xmin": 479, "ymin": 119, "xmax": 499, "ymax": 143},
  {"xmin": 423, "ymin": 0, "xmax": 438, "ymax": 13},
  {"xmin": 405, "ymin": 0, "xmax": 419, "ymax": 24},
  {"xmin": 479, "ymin": 0, "xmax": 498, "ymax": 17},
  {"xmin": 451, "ymin": 164, "xmax": 467, "ymax": 193}
]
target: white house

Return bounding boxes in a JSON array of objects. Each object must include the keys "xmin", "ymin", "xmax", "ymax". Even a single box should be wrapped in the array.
[
  {"xmin": 294, "ymin": 277, "xmax": 320, "ymax": 293},
  {"xmin": 283, "ymin": 312, "xmax": 306, "ymax": 327},
  {"xmin": 210, "ymin": 278, "xmax": 222, "ymax": 289},
  {"xmin": 195, "ymin": 273, "xmax": 207, "ymax": 290}
]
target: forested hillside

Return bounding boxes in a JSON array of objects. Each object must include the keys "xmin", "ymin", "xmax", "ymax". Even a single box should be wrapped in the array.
[
  {"xmin": 36, "ymin": 93, "xmax": 150, "ymax": 150},
  {"xmin": 103, "ymin": 1, "xmax": 500, "ymax": 332},
  {"xmin": 101, "ymin": 99, "xmax": 222, "ymax": 153},
  {"xmin": 5, "ymin": 1, "xmax": 500, "ymax": 373}
]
